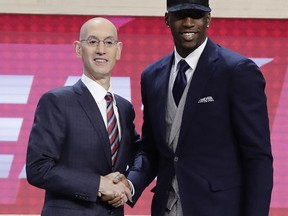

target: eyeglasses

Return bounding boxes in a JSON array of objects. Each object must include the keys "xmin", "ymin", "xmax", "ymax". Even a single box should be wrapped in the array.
[{"xmin": 80, "ymin": 36, "xmax": 118, "ymax": 48}]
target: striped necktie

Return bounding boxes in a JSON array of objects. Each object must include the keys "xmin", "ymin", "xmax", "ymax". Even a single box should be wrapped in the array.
[{"xmin": 105, "ymin": 92, "xmax": 120, "ymax": 167}]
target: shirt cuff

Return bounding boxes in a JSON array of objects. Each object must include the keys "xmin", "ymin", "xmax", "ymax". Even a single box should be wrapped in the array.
[{"xmin": 127, "ymin": 179, "xmax": 135, "ymax": 197}]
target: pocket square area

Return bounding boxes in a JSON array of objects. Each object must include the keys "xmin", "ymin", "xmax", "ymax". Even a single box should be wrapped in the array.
[{"xmin": 198, "ymin": 96, "xmax": 214, "ymax": 103}]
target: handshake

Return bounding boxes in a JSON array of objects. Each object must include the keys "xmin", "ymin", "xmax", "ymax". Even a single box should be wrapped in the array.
[{"xmin": 98, "ymin": 172, "xmax": 132, "ymax": 208}]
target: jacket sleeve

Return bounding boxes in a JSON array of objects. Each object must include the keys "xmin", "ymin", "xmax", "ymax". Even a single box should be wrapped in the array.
[
  {"xmin": 230, "ymin": 58, "xmax": 273, "ymax": 216},
  {"xmin": 26, "ymin": 92, "xmax": 99, "ymax": 202},
  {"xmin": 127, "ymin": 68, "xmax": 159, "ymax": 205}
]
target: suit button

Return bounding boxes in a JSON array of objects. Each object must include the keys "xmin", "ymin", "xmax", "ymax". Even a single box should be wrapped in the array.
[{"xmin": 174, "ymin": 157, "xmax": 178, "ymax": 162}]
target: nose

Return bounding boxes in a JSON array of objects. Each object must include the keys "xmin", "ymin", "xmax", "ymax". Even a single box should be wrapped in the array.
[
  {"xmin": 182, "ymin": 17, "xmax": 195, "ymax": 27},
  {"xmin": 96, "ymin": 42, "xmax": 106, "ymax": 55}
]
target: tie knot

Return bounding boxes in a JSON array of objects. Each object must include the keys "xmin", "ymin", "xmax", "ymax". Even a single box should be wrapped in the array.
[
  {"xmin": 105, "ymin": 92, "xmax": 113, "ymax": 103},
  {"xmin": 178, "ymin": 59, "xmax": 190, "ymax": 74}
]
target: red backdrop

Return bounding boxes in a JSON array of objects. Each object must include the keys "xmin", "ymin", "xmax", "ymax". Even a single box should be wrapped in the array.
[{"xmin": 0, "ymin": 14, "xmax": 287, "ymax": 215}]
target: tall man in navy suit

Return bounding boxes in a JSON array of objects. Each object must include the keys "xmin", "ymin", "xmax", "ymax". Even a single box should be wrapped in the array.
[
  {"xmin": 121, "ymin": 0, "xmax": 273, "ymax": 215},
  {"xmin": 26, "ymin": 17, "xmax": 139, "ymax": 216}
]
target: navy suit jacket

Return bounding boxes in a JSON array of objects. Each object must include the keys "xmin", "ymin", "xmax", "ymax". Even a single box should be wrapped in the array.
[
  {"xmin": 128, "ymin": 39, "xmax": 273, "ymax": 216},
  {"xmin": 26, "ymin": 80, "xmax": 139, "ymax": 216}
]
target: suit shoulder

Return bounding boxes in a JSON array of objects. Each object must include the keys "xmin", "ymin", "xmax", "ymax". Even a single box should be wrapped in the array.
[
  {"xmin": 114, "ymin": 94, "xmax": 135, "ymax": 117},
  {"xmin": 39, "ymin": 86, "xmax": 76, "ymax": 104},
  {"xmin": 45, "ymin": 85, "xmax": 74, "ymax": 97},
  {"xmin": 213, "ymin": 43, "xmax": 262, "ymax": 80},
  {"xmin": 211, "ymin": 45, "xmax": 259, "ymax": 75},
  {"xmin": 216, "ymin": 43, "xmax": 255, "ymax": 66},
  {"xmin": 217, "ymin": 44, "xmax": 246, "ymax": 61},
  {"xmin": 114, "ymin": 94, "xmax": 132, "ymax": 106}
]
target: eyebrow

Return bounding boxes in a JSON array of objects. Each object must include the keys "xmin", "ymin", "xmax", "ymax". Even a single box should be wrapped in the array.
[{"xmin": 85, "ymin": 35, "xmax": 117, "ymax": 40}]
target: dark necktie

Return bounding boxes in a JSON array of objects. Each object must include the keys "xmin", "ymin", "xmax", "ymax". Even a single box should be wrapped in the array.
[
  {"xmin": 105, "ymin": 92, "xmax": 120, "ymax": 167},
  {"xmin": 172, "ymin": 59, "xmax": 190, "ymax": 106}
]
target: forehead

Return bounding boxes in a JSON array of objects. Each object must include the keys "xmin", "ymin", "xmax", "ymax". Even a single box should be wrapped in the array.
[{"xmin": 82, "ymin": 20, "xmax": 117, "ymax": 39}]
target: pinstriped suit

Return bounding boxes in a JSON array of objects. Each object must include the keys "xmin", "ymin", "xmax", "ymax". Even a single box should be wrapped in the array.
[{"xmin": 26, "ymin": 80, "xmax": 139, "ymax": 216}]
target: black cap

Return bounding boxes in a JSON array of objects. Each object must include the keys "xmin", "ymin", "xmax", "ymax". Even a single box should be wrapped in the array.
[{"xmin": 167, "ymin": 0, "xmax": 211, "ymax": 12}]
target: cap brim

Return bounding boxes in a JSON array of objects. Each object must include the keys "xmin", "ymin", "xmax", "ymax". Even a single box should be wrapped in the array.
[{"xmin": 167, "ymin": 3, "xmax": 211, "ymax": 12}]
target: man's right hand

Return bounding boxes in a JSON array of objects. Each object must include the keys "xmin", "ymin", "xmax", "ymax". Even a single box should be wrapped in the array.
[{"xmin": 98, "ymin": 172, "xmax": 132, "ymax": 207}]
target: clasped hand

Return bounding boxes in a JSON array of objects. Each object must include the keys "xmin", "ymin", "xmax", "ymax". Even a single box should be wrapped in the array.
[{"xmin": 98, "ymin": 172, "xmax": 131, "ymax": 208}]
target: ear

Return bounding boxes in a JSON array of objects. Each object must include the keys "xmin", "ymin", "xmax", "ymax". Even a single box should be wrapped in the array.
[
  {"xmin": 73, "ymin": 41, "xmax": 82, "ymax": 58},
  {"xmin": 206, "ymin": 13, "xmax": 211, "ymax": 28},
  {"xmin": 164, "ymin": 12, "xmax": 169, "ymax": 27},
  {"xmin": 115, "ymin": 41, "xmax": 123, "ymax": 60}
]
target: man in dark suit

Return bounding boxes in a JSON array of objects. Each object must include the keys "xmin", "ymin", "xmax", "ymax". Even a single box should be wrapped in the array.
[
  {"xmin": 26, "ymin": 17, "xmax": 139, "ymax": 216},
  {"xmin": 123, "ymin": 0, "xmax": 273, "ymax": 215}
]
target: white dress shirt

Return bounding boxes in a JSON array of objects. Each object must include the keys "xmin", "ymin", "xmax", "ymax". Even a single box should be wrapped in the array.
[
  {"xmin": 171, "ymin": 37, "xmax": 208, "ymax": 91},
  {"xmin": 81, "ymin": 74, "xmax": 121, "ymax": 137}
]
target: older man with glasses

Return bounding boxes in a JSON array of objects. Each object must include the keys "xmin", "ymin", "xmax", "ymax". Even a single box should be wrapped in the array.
[{"xmin": 26, "ymin": 17, "xmax": 139, "ymax": 216}]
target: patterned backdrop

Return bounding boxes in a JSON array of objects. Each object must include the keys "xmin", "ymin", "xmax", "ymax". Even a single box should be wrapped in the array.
[{"xmin": 0, "ymin": 14, "xmax": 287, "ymax": 215}]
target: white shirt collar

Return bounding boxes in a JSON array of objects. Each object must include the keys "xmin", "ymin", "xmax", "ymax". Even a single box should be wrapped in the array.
[
  {"xmin": 174, "ymin": 37, "xmax": 208, "ymax": 72},
  {"xmin": 81, "ymin": 73, "xmax": 115, "ymax": 104}
]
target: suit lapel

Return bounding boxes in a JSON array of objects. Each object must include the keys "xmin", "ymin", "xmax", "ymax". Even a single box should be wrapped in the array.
[
  {"xmin": 73, "ymin": 80, "xmax": 112, "ymax": 166},
  {"xmin": 178, "ymin": 40, "xmax": 219, "ymax": 148},
  {"xmin": 154, "ymin": 54, "xmax": 174, "ymax": 143}
]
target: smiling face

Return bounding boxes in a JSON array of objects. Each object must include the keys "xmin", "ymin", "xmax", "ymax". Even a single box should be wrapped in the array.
[
  {"xmin": 74, "ymin": 18, "xmax": 122, "ymax": 85},
  {"xmin": 165, "ymin": 10, "xmax": 211, "ymax": 58}
]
